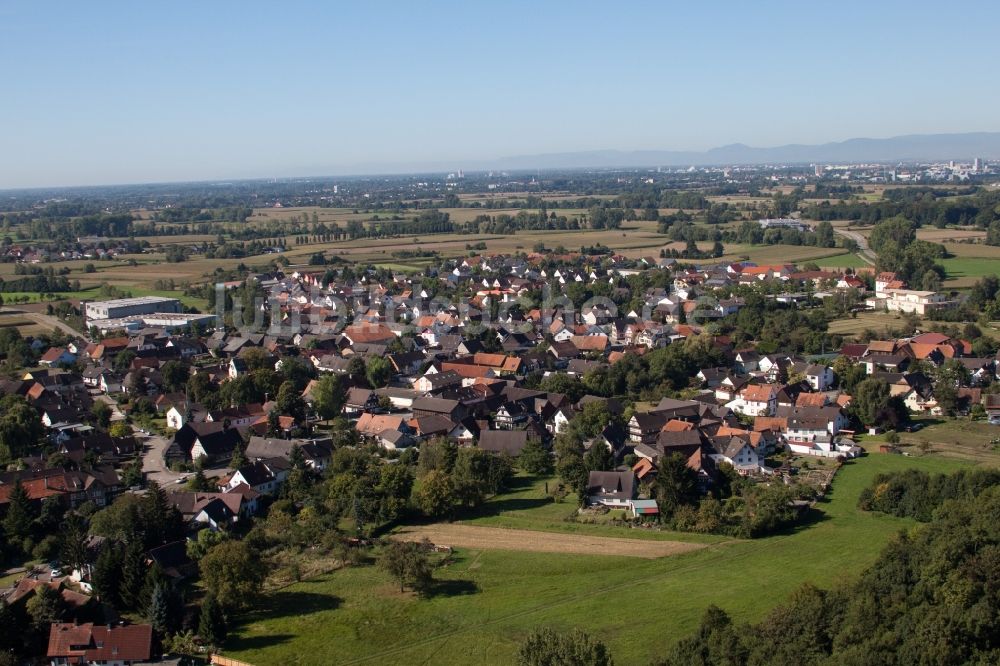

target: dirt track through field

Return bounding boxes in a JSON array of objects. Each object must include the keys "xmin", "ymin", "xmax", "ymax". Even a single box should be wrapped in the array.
[{"xmin": 393, "ymin": 524, "xmax": 707, "ymax": 559}]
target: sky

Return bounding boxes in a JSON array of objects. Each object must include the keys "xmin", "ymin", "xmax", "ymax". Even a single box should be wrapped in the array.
[{"xmin": 1, "ymin": 1, "xmax": 999, "ymax": 188}]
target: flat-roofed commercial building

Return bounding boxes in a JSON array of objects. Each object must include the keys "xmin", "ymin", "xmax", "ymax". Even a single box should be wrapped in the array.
[
  {"xmin": 85, "ymin": 296, "xmax": 182, "ymax": 321},
  {"xmin": 89, "ymin": 312, "xmax": 217, "ymax": 335}
]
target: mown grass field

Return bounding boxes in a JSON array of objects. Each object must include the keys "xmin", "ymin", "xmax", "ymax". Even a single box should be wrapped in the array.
[
  {"xmin": 860, "ymin": 418, "xmax": 1000, "ymax": 465},
  {"xmin": 717, "ymin": 244, "xmax": 847, "ymax": 265},
  {"xmin": 942, "ymin": 256, "xmax": 1000, "ymax": 288},
  {"xmin": 828, "ymin": 311, "xmax": 913, "ymax": 338},
  {"xmin": 452, "ymin": 475, "xmax": 725, "ymax": 545},
  {"xmin": 224, "ymin": 453, "xmax": 976, "ymax": 666}
]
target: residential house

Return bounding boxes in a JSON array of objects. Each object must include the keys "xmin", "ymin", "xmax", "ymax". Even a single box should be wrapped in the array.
[
  {"xmin": 47, "ymin": 623, "xmax": 153, "ymax": 666},
  {"xmin": 585, "ymin": 470, "xmax": 636, "ymax": 507},
  {"xmin": 221, "ymin": 457, "xmax": 291, "ymax": 496},
  {"xmin": 478, "ymin": 430, "xmax": 532, "ymax": 457},
  {"xmin": 628, "ymin": 412, "xmax": 668, "ymax": 445},
  {"xmin": 804, "ymin": 364, "xmax": 834, "ymax": 391},
  {"xmin": 172, "ymin": 422, "xmax": 244, "ymax": 464},
  {"xmin": 728, "ymin": 384, "xmax": 778, "ymax": 417}
]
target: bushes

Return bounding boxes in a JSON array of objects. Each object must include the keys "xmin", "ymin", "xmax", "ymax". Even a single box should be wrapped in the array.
[
  {"xmin": 858, "ymin": 467, "xmax": 1000, "ymax": 521},
  {"xmin": 666, "ymin": 483, "xmax": 811, "ymax": 538}
]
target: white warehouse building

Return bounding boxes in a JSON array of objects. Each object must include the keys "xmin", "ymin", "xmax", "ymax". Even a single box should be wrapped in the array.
[{"xmin": 84, "ymin": 296, "xmax": 182, "ymax": 321}]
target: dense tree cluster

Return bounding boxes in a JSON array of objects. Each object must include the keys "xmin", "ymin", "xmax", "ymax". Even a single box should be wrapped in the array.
[
  {"xmin": 715, "ymin": 293, "xmax": 840, "ymax": 355},
  {"xmin": 727, "ymin": 220, "xmax": 837, "ymax": 248},
  {"xmin": 858, "ymin": 467, "xmax": 1000, "ymax": 521},
  {"xmin": 656, "ymin": 455, "xmax": 815, "ymax": 538},
  {"xmin": 868, "ymin": 216, "xmax": 946, "ymax": 287},
  {"xmin": 803, "ymin": 187, "xmax": 999, "ymax": 229},
  {"xmin": 0, "ymin": 394, "xmax": 45, "ymax": 464}
]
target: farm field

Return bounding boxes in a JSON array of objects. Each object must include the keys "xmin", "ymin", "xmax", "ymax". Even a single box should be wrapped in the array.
[
  {"xmin": 223, "ymin": 453, "xmax": 975, "ymax": 666},
  {"xmin": 942, "ymin": 242, "xmax": 1000, "ymax": 258},
  {"xmin": 0, "ymin": 207, "xmax": 934, "ymax": 310},
  {"xmin": 918, "ymin": 228, "xmax": 985, "ymax": 242},
  {"xmin": 393, "ymin": 524, "xmax": 707, "ymax": 559},
  {"xmin": 941, "ymin": 256, "xmax": 1000, "ymax": 288},
  {"xmin": 813, "ymin": 252, "xmax": 869, "ymax": 269},
  {"xmin": 847, "ymin": 225, "xmax": 984, "ymax": 240},
  {"xmin": 0, "ymin": 312, "xmax": 50, "ymax": 337},
  {"xmin": 827, "ymin": 311, "xmax": 913, "ymax": 338},
  {"xmin": 717, "ymin": 243, "xmax": 848, "ymax": 265}
]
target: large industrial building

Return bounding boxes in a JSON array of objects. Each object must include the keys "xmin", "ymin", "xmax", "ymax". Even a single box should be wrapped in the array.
[
  {"xmin": 84, "ymin": 296, "xmax": 182, "ymax": 321},
  {"xmin": 88, "ymin": 312, "xmax": 218, "ymax": 335}
]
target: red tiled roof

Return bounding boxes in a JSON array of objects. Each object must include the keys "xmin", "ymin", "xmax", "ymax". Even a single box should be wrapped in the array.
[
  {"xmin": 343, "ymin": 323, "xmax": 396, "ymax": 344},
  {"xmin": 48, "ymin": 623, "xmax": 152, "ymax": 662},
  {"xmin": 754, "ymin": 416, "xmax": 787, "ymax": 432},
  {"xmin": 796, "ymin": 393, "xmax": 828, "ymax": 408},
  {"xmin": 570, "ymin": 335, "xmax": 609, "ymax": 352},
  {"xmin": 741, "ymin": 384, "xmax": 777, "ymax": 403},
  {"xmin": 40, "ymin": 347, "xmax": 67, "ymax": 363},
  {"xmin": 661, "ymin": 419, "xmax": 695, "ymax": 432},
  {"xmin": 440, "ymin": 362, "xmax": 494, "ymax": 379}
]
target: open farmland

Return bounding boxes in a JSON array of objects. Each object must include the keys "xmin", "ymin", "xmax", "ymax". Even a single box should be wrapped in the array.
[
  {"xmin": 941, "ymin": 256, "xmax": 1000, "ymax": 288},
  {"xmin": 393, "ymin": 524, "xmax": 707, "ymax": 559},
  {"xmin": 223, "ymin": 454, "xmax": 976, "ymax": 666},
  {"xmin": 862, "ymin": 418, "xmax": 1000, "ymax": 465},
  {"xmin": 942, "ymin": 242, "xmax": 1000, "ymax": 258},
  {"xmin": 917, "ymin": 228, "xmax": 986, "ymax": 242},
  {"xmin": 0, "ymin": 312, "xmax": 49, "ymax": 337},
  {"xmin": 0, "ymin": 228, "xmax": 870, "ymax": 308},
  {"xmin": 828, "ymin": 311, "xmax": 914, "ymax": 338},
  {"xmin": 813, "ymin": 252, "xmax": 870, "ymax": 269},
  {"xmin": 717, "ymin": 243, "xmax": 847, "ymax": 265}
]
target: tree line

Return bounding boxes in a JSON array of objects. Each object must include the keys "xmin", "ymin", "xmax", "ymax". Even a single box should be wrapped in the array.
[{"xmin": 655, "ymin": 469, "xmax": 1000, "ymax": 665}]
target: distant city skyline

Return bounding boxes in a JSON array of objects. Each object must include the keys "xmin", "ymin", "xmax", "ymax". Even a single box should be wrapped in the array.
[{"xmin": 2, "ymin": 1, "xmax": 999, "ymax": 188}]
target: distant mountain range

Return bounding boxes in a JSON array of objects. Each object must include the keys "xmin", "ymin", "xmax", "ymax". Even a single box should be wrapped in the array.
[
  {"xmin": 304, "ymin": 132, "xmax": 1000, "ymax": 177},
  {"xmin": 485, "ymin": 132, "xmax": 1000, "ymax": 171}
]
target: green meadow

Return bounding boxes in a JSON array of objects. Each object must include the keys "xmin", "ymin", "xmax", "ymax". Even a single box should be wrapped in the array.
[{"xmin": 224, "ymin": 453, "xmax": 971, "ymax": 665}]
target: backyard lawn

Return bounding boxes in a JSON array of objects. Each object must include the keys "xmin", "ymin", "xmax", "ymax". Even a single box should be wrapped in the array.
[{"xmin": 224, "ymin": 453, "xmax": 974, "ymax": 665}]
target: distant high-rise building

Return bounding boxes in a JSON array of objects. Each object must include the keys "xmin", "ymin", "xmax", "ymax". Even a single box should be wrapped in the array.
[
  {"xmin": 814, "ymin": 165, "xmax": 824, "ymax": 177},
  {"xmin": 974, "ymin": 157, "xmax": 984, "ymax": 172}
]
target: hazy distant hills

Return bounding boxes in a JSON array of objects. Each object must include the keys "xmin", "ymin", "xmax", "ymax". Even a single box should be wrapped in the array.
[{"xmin": 489, "ymin": 132, "xmax": 1000, "ymax": 170}]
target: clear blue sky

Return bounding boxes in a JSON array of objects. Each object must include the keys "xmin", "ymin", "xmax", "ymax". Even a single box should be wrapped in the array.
[{"xmin": 2, "ymin": 1, "xmax": 998, "ymax": 188}]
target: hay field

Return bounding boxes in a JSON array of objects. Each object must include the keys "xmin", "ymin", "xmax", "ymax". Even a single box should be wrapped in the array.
[{"xmin": 393, "ymin": 524, "xmax": 707, "ymax": 559}]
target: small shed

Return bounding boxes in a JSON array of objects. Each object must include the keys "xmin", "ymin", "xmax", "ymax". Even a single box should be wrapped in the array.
[{"xmin": 628, "ymin": 499, "xmax": 660, "ymax": 518}]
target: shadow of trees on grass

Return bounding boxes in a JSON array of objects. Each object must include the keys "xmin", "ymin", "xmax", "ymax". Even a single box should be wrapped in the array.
[
  {"xmin": 425, "ymin": 578, "xmax": 479, "ymax": 598},
  {"xmin": 234, "ymin": 590, "xmax": 343, "ymax": 629},
  {"xmin": 224, "ymin": 633, "xmax": 296, "ymax": 651}
]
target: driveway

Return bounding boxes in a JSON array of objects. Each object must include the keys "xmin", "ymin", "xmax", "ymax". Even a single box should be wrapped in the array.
[
  {"xmin": 140, "ymin": 433, "xmax": 184, "ymax": 485},
  {"xmin": 139, "ymin": 433, "xmax": 232, "ymax": 487}
]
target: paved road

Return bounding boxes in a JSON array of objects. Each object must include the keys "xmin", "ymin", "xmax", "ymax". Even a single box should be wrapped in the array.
[
  {"xmin": 833, "ymin": 227, "xmax": 876, "ymax": 265},
  {"xmin": 0, "ymin": 307, "xmax": 82, "ymax": 337}
]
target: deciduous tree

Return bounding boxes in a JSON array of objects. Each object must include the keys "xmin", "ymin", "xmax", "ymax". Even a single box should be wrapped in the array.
[
  {"xmin": 377, "ymin": 541, "xmax": 433, "ymax": 594},
  {"xmin": 199, "ymin": 540, "xmax": 266, "ymax": 610}
]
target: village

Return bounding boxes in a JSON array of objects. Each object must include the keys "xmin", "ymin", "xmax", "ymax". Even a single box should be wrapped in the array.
[{"xmin": 3, "ymin": 232, "xmax": 998, "ymax": 663}]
